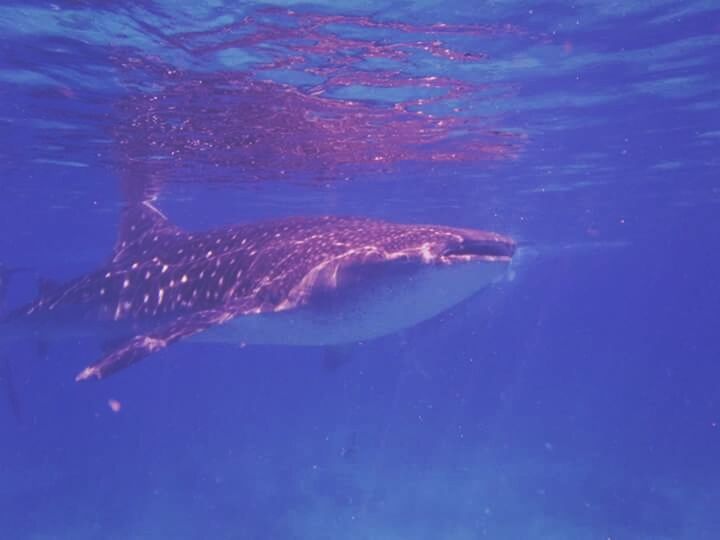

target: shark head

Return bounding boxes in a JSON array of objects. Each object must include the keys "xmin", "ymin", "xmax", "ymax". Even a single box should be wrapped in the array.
[{"xmin": 379, "ymin": 223, "xmax": 516, "ymax": 264}]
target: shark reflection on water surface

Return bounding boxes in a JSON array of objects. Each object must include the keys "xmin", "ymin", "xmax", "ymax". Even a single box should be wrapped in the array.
[{"xmin": 1, "ymin": 202, "xmax": 515, "ymax": 382}]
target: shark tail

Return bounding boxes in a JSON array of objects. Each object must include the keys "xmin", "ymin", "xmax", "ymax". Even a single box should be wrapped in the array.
[
  {"xmin": 0, "ymin": 263, "xmax": 27, "ymax": 315},
  {"xmin": 0, "ymin": 356, "xmax": 22, "ymax": 421},
  {"xmin": 0, "ymin": 264, "xmax": 27, "ymax": 421}
]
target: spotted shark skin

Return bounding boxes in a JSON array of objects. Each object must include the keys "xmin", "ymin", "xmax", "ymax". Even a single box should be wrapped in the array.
[{"xmin": 3, "ymin": 202, "xmax": 515, "ymax": 382}]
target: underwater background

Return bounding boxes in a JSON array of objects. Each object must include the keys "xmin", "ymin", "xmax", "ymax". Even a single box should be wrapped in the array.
[{"xmin": 1, "ymin": 1, "xmax": 719, "ymax": 538}]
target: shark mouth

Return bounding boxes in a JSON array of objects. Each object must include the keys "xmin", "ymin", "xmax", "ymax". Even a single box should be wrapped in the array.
[{"xmin": 441, "ymin": 235, "xmax": 516, "ymax": 263}]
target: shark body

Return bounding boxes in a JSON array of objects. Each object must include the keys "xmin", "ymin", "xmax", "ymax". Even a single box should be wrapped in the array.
[{"xmin": 1, "ymin": 203, "xmax": 515, "ymax": 382}]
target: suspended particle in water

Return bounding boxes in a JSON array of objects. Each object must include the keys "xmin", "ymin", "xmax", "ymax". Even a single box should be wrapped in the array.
[{"xmin": 108, "ymin": 399, "xmax": 122, "ymax": 413}]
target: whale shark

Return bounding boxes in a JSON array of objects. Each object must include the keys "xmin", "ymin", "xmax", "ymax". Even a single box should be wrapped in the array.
[{"xmin": 0, "ymin": 202, "xmax": 515, "ymax": 382}]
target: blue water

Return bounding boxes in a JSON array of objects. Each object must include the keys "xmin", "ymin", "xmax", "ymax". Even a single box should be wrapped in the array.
[{"xmin": 1, "ymin": 1, "xmax": 719, "ymax": 539}]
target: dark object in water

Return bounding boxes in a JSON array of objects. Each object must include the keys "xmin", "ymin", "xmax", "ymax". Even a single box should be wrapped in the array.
[
  {"xmin": 0, "ymin": 358, "xmax": 21, "ymax": 421},
  {"xmin": 0, "ymin": 264, "xmax": 26, "ymax": 310}
]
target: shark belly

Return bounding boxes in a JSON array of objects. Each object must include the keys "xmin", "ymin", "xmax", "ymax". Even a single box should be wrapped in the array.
[{"xmin": 193, "ymin": 259, "xmax": 510, "ymax": 346}]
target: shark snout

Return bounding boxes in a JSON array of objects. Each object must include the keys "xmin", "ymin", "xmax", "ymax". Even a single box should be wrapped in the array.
[{"xmin": 442, "ymin": 230, "xmax": 516, "ymax": 262}]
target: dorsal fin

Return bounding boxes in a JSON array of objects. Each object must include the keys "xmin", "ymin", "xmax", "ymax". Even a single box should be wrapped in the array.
[{"xmin": 113, "ymin": 200, "xmax": 179, "ymax": 263}]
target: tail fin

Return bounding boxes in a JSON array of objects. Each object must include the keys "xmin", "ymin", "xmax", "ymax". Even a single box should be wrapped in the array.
[
  {"xmin": 0, "ymin": 264, "xmax": 26, "ymax": 314},
  {"xmin": 0, "ymin": 265, "xmax": 26, "ymax": 421},
  {"xmin": 0, "ymin": 357, "xmax": 21, "ymax": 421}
]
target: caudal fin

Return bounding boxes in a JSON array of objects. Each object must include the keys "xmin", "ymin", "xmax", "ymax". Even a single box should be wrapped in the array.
[
  {"xmin": 0, "ymin": 265, "xmax": 27, "ymax": 421},
  {"xmin": 0, "ymin": 357, "xmax": 22, "ymax": 421},
  {"xmin": 0, "ymin": 264, "xmax": 27, "ymax": 313}
]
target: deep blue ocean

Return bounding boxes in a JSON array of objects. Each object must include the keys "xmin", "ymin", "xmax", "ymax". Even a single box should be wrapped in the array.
[{"xmin": 1, "ymin": 1, "xmax": 719, "ymax": 539}]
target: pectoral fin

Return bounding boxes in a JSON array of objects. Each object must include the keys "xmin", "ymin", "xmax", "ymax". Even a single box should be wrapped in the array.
[{"xmin": 75, "ymin": 309, "xmax": 234, "ymax": 382}]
